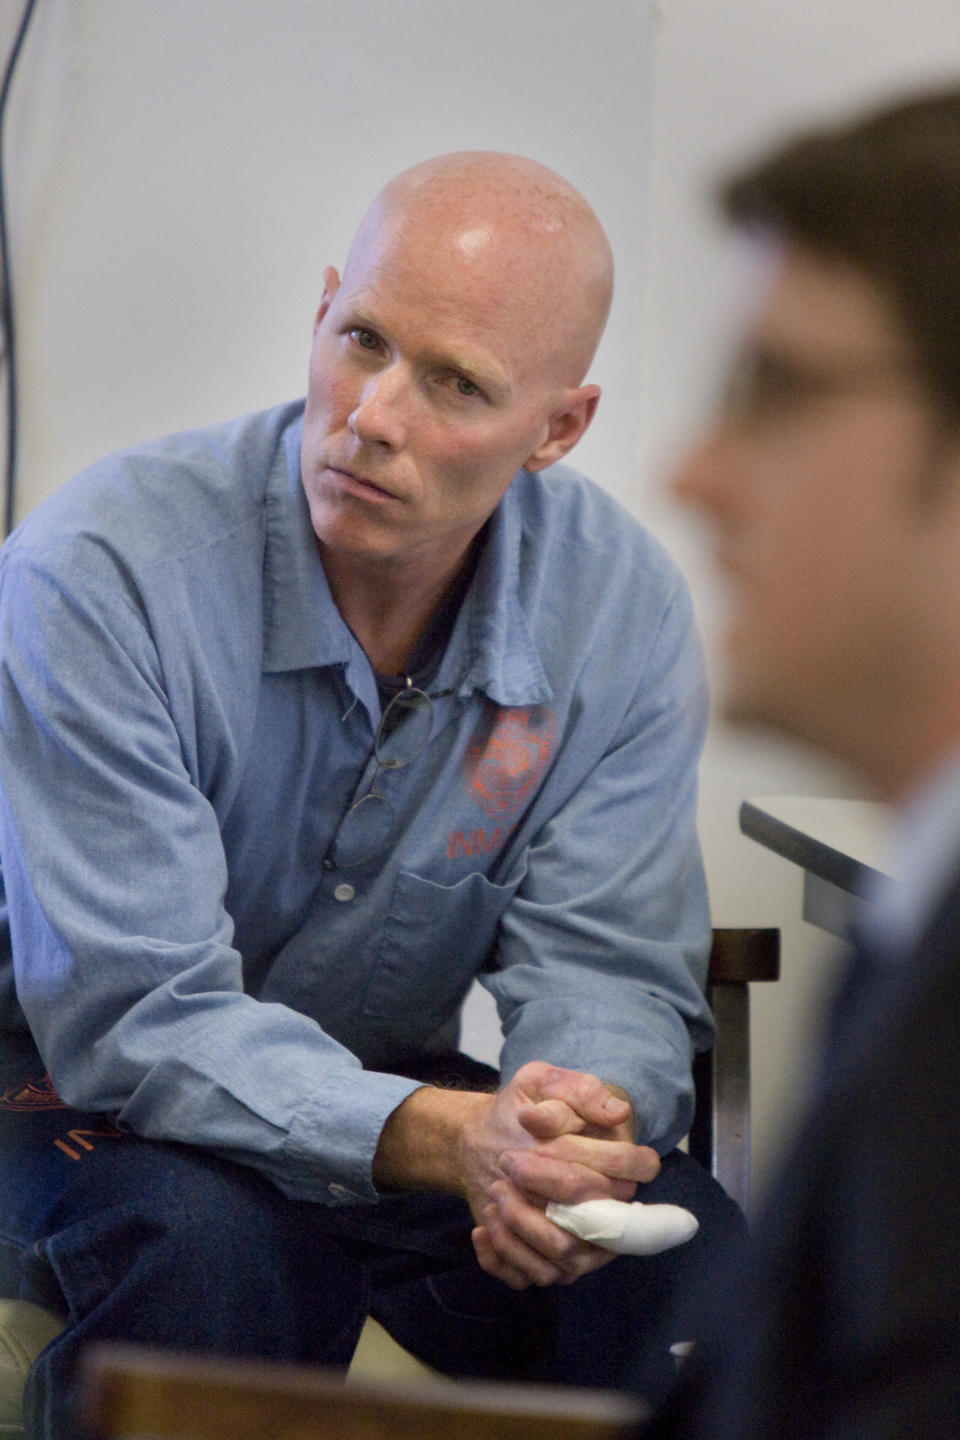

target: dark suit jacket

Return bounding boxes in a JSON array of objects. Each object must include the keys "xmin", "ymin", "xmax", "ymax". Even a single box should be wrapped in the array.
[{"xmin": 641, "ymin": 866, "xmax": 960, "ymax": 1438}]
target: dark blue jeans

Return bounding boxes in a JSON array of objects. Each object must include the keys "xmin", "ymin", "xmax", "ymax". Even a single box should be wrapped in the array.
[{"xmin": 0, "ymin": 1031, "xmax": 745, "ymax": 1439}]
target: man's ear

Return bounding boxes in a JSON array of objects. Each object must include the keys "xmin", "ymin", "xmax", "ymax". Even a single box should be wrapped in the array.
[
  {"xmin": 313, "ymin": 267, "xmax": 341, "ymax": 332},
  {"xmin": 523, "ymin": 385, "xmax": 601, "ymax": 472}
]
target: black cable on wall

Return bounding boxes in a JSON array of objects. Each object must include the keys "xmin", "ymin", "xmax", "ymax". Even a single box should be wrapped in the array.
[{"xmin": 0, "ymin": 0, "xmax": 40, "ymax": 539}]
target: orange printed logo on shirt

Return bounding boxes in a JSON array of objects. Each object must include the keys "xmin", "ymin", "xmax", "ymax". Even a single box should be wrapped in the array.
[{"xmin": 464, "ymin": 707, "xmax": 556, "ymax": 818}]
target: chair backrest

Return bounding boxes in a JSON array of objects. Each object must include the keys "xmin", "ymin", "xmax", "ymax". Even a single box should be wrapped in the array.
[
  {"xmin": 80, "ymin": 1343, "xmax": 646, "ymax": 1440},
  {"xmin": 689, "ymin": 927, "xmax": 780, "ymax": 1214}
]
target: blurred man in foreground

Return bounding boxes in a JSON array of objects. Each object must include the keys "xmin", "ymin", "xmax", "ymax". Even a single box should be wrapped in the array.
[{"xmin": 641, "ymin": 83, "xmax": 960, "ymax": 1438}]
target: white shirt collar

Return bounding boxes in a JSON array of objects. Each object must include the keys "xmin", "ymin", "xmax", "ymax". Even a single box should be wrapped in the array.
[{"xmin": 860, "ymin": 745, "xmax": 960, "ymax": 960}]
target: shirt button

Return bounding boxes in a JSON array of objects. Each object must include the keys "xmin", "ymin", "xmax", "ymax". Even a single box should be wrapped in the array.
[{"xmin": 333, "ymin": 883, "xmax": 356, "ymax": 903}]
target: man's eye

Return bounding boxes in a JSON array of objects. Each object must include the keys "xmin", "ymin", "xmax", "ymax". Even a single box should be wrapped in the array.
[
  {"xmin": 722, "ymin": 355, "xmax": 809, "ymax": 418},
  {"xmin": 455, "ymin": 376, "xmax": 481, "ymax": 398},
  {"xmin": 350, "ymin": 328, "xmax": 380, "ymax": 351}
]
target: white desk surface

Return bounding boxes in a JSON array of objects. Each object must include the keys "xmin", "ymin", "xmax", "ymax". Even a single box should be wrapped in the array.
[
  {"xmin": 742, "ymin": 795, "xmax": 893, "ymax": 879},
  {"xmin": 740, "ymin": 795, "xmax": 895, "ymax": 939}
]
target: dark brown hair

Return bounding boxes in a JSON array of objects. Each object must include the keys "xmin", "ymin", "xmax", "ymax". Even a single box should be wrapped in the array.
[{"xmin": 720, "ymin": 85, "xmax": 960, "ymax": 420}]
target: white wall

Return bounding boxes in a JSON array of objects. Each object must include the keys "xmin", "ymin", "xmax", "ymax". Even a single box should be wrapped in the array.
[
  {"xmin": 5, "ymin": 0, "xmax": 960, "ymax": 1199},
  {"xmin": 4, "ymin": 0, "xmax": 654, "ymax": 507}
]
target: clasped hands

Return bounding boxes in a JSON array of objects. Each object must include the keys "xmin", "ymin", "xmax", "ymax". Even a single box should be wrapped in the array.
[
  {"xmin": 373, "ymin": 1060, "xmax": 661, "ymax": 1292},
  {"xmin": 465, "ymin": 1061, "xmax": 660, "ymax": 1289}
]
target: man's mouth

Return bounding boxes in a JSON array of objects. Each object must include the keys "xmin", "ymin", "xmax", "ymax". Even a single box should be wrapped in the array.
[{"xmin": 327, "ymin": 466, "xmax": 398, "ymax": 501}]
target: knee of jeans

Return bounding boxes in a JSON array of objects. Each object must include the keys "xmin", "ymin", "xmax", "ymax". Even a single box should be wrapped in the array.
[
  {"xmin": 26, "ymin": 1193, "xmax": 314, "ymax": 1335},
  {"xmin": 25, "ymin": 1197, "xmax": 371, "ymax": 1377},
  {"xmin": 26, "ymin": 1203, "xmax": 168, "ymax": 1320},
  {"xmin": 25, "ymin": 1149, "xmax": 295, "ymax": 1318}
]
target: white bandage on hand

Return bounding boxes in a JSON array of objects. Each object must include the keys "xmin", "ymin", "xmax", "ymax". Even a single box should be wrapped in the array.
[{"xmin": 545, "ymin": 1199, "xmax": 699, "ymax": 1256}]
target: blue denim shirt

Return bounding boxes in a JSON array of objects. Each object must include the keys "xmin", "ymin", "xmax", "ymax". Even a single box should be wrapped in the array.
[{"xmin": 0, "ymin": 401, "xmax": 712, "ymax": 1205}]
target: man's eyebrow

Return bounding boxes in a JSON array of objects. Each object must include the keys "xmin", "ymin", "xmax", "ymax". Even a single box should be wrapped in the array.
[
  {"xmin": 342, "ymin": 304, "xmax": 384, "ymax": 342},
  {"xmin": 346, "ymin": 304, "xmax": 510, "ymax": 398},
  {"xmin": 429, "ymin": 347, "xmax": 510, "ymax": 398}
]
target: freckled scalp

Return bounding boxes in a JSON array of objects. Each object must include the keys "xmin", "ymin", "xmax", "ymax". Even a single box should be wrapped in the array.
[{"xmin": 342, "ymin": 151, "xmax": 614, "ymax": 388}]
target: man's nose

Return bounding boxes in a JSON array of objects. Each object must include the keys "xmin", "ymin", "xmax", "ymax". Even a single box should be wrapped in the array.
[{"xmin": 348, "ymin": 365, "xmax": 409, "ymax": 449}]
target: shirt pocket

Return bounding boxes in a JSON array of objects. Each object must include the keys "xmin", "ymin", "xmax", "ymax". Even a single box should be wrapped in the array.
[{"xmin": 362, "ymin": 857, "xmax": 528, "ymax": 1026}]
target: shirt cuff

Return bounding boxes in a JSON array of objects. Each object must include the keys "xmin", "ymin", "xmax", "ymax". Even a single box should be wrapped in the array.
[{"xmin": 281, "ymin": 1069, "xmax": 424, "ymax": 1204}]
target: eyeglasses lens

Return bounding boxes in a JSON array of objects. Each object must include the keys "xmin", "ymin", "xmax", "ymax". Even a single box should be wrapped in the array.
[
  {"xmin": 330, "ymin": 687, "xmax": 435, "ymax": 868},
  {"xmin": 375, "ymin": 687, "xmax": 434, "ymax": 767}
]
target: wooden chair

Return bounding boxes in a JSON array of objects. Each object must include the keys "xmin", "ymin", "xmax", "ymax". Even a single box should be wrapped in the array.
[
  {"xmin": 0, "ymin": 927, "xmax": 779, "ymax": 1431},
  {"xmin": 689, "ymin": 927, "xmax": 780, "ymax": 1214},
  {"xmin": 80, "ymin": 1344, "xmax": 647, "ymax": 1440}
]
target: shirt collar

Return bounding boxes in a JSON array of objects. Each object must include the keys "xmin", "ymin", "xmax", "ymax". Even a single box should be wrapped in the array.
[
  {"xmin": 261, "ymin": 412, "xmax": 352, "ymax": 675},
  {"xmin": 434, "ymin": 477, "xmax": 552, "ymax": 707},
  {"xmin": 859, "ymin": 744, "xmax": 960, "ymax": 960},
  {"xmin": 260, "ymin": 412, "xmax": 552, "ymax": 708}
]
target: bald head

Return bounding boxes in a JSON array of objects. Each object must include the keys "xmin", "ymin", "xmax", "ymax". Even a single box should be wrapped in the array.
[{"xmin": 342, "ymin": 151, "xmax": 614, "ymax": 388}]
